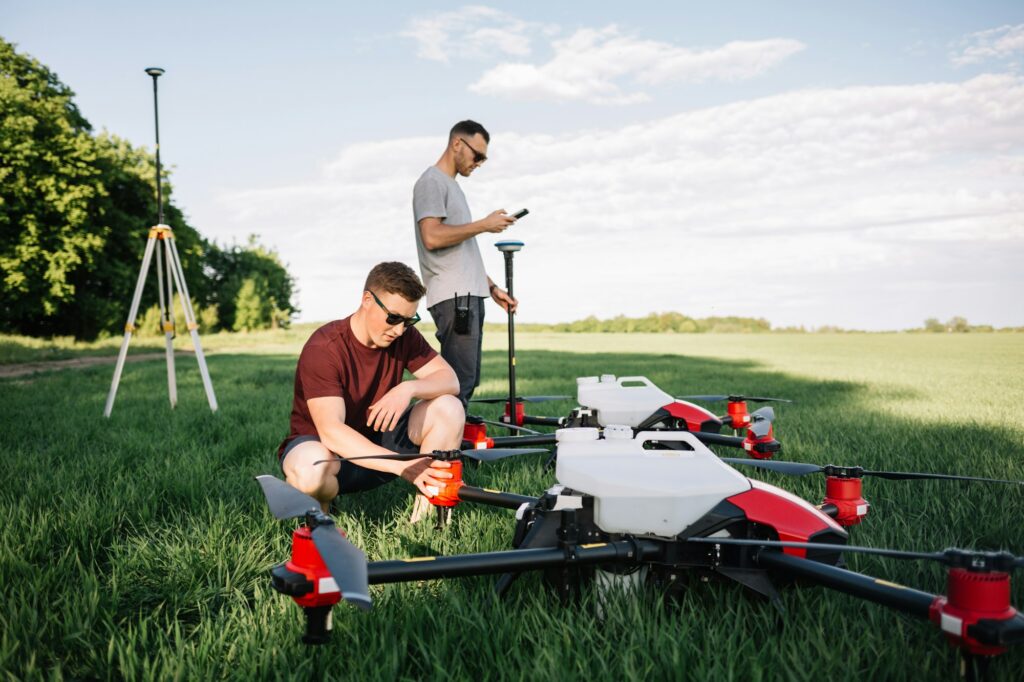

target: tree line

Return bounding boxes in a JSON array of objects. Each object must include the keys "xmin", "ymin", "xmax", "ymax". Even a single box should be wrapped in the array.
[{"xmin": 0, "ymin": 38, "xmax": 296, "ymax": 340}]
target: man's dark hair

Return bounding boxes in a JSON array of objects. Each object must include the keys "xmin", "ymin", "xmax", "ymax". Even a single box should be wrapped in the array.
[
  {"xmin": 364, "ymin": 262, "xmax": 426, "ymax": 302},
  {"xmin": 449, "ymin": 120, "xmax": 490, "ymax": 144}
]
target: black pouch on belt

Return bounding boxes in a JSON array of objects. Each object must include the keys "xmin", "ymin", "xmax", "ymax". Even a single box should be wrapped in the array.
[{"xmin": 454, "ymin": 292, "xmax": 470, "ymax": 335}]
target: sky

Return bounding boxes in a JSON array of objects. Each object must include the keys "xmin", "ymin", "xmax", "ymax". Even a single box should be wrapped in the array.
[{"xmin": 3, "ymin": 1, "xmax": 1023, "ymax": 330}]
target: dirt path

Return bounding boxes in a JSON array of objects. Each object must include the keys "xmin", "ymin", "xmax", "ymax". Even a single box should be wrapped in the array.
[{"xmin": 0, "ymin": 351, "xmax": 196, "ymax": 379}]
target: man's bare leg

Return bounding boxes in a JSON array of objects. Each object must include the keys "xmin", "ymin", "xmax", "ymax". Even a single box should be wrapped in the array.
[
  {"xmin": 406, "ymin": 394, "xmax": 465, "ymax": 523},
  {"xmin": 282, "ymin": 441, "xmax": 341, "ymax": 513}
]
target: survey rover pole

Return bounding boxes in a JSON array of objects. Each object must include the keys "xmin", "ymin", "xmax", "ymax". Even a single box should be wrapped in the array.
[{"xmin": 495, "ymin": 240, "xmax": 524, "ymax": 425}]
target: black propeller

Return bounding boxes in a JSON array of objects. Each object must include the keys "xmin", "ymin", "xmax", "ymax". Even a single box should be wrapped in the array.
[
  {"xmin": 312, "ymin": 447, "xmax": 550, "ymax": 467},
  {"xmin": 467, "ymin": 415, "xmax": 542, "ymax": 435},
  {"xmin": 679, "ymin": 394, "xmax": 793, "ymax": 404},
  {"xmin": 721, "ymin": 458, "xmax": 1024, "ymax": 485},
  {"xmin": 254, "ymin": 476, "xmax": 371, "ymax": 610},
  {"xmin": 687, "ymin": 537, "xmax": 1024, "ymax": 570},
  {"xmin": 470, "ymin": 395, "xmax": 571, "ymax": 404},
  {"xmin": 747, "ymin": 406, "xmax": 775, "ymax": 438}
]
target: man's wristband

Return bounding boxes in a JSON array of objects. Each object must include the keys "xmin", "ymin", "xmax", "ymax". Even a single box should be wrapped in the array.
[{"xmin": 489, "ymin": 283, "xmax": 498, "ymax": 294}]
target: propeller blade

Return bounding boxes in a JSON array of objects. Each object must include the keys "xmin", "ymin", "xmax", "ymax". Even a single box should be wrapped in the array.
[
  {"xmin": 314, "ymin": 447, "xmax": 551, "ymax": 467},
  {"xmin": 747, "ymin": 406, "xmax": 775, "ymax": 437},
  {"xmin": 255, "ymin": 475, "xmax": 321, "ymax": 520},
  {"xmin": 721, "ymin": 458, "xmax": 823, "ymax": 476},
  {"xmin": 719, "ymin": 459, "xmax": 1024, "ymax": 487},
  {"xmin": 678, "ymin": 395, "xmax": 793, "ymax": 404},
  {"xmin": 463, "ymin": 447, "xmax": 550, "ymax": 462},
  {"xmin": 687, "ymin": 537, "xmax": 942, "ymax": 562},
  {"xmin": 862, "ymin": 470, "xmax": 1024, "ymax": 485},
  {"xmin": 520, "ymin": 395, "xmax": 572, "ymax": 403},
  {"xmin": 311, "ymin": 524, "xmax": 371, "ymax": 610},
  {"xmin": 687, "ymin": 538, "xmax": 1024, "ymax": 570},
  {"xmin": 313, "ymin": 454, "xmax": 426, "ymax": 466},
  {"xmin": 469, "ymin": 395, "xmax": 571, "ymax": 404},
  {"xmin": 468, "ymin": 416, "xmax": 542, "ymax": 435}
]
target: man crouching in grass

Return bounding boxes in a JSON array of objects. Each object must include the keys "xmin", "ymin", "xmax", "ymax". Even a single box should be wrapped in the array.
[{"xmin": 277, "ymin": 261, "xmax": 464, "ymax": 523}]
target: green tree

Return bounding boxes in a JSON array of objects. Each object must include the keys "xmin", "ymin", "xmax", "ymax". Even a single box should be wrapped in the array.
[
  {"xmin": 0, "ymin": 38, "xmax": 212, "ymax": 338},
  {"xmin": 207, "ymin": 236, "xmax": 297, "ymax": 331},
  {"xmin": 0, "ymin": 39, "xmax": 102, "ymax": 332}
]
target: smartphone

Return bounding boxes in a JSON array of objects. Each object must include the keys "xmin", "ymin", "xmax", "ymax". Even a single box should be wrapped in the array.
[{"xmin": 512, "ymin": 208, "xmax": 529, "ymax": 220}]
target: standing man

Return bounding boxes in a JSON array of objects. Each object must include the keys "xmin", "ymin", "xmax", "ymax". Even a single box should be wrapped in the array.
[
  {"xmin": 413, "ymin": 120, "xmax": 518, "ymax": 406},
  {"xmin": 278, "ymin": 262, "xmax": 465, "ymax": 520}
]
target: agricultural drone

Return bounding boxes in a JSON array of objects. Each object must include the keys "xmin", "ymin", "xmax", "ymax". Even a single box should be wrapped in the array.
[
  {"xmin": 256, "ymin": 427, "xmax": 1024, "ymax": 680},
  {"xmin": 465, "ymin": 373, "xmax": 784, "ymax": 459}
]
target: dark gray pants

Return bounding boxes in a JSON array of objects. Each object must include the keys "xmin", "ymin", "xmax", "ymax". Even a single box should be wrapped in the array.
[{"xmin": 429, "ymin": 296, "xmax": 485, "ymax": 406}]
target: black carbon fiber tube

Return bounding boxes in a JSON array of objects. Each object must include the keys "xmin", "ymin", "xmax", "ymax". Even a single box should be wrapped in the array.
[
  {"xmin": 456, "ymin": 485, "xmax": 537, "ymax": 509},
  {"xmin": 756, "ymin": 550, "xmax": 935, "ymax": 617},
  {"xmin": 368, "ymin": 539, "xmax": 663, "ymax": 584}
]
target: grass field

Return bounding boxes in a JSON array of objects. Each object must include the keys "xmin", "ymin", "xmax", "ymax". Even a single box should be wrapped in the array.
[{"xmin": 1, "ymin": 330, "xmax": 1022, "ymax": 680}]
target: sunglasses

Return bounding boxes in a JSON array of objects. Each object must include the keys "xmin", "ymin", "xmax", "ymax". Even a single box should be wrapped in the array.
[
  {"xmin": 459, "ymin": 137, "xmax": 487, "ymax": 163},
  {"xmin": 368, "ymin": 290, "xmax": 421, "ymax": 328}
]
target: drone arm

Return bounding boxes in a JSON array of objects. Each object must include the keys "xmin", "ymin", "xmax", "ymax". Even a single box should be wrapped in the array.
[
  {"xmin": 756, "ymin": 550, "xmax": 935, "ymax": 618},
  {"xmin": 488, "ymin": 433, "xmax": 558, "ymax": 448},
  {"xmin": 757, "ymin": 551, "xmax": 1024, "ymax": 650},
  {"xmin": 456, "ymin": 485, "xmax": 538, "ymax": 510},
  {"xmin": 368, "ymin": 539, "xmax": 662, "ymax": 585}
]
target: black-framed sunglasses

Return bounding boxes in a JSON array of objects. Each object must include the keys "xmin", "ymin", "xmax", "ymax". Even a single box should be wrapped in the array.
[
  {"xmin": 459, "ymin": 137, "xmax": 487, "ymax": 163},
  {"xmin": 367, "ymin": 290, "xmax": 421, "ymax": 328}
]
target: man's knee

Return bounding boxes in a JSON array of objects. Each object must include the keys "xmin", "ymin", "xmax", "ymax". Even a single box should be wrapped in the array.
[
  {"xmin": 284, "ymin": 446, "xmax": 336, "ymax": 498},
  {"xmin": 428, "ymin": 393, "xmax": 465, "ymax": 426}
]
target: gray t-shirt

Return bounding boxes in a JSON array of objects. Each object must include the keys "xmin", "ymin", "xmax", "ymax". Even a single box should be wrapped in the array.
[{"xmin": 413, "ymin": 166, "xmax": 489, "ymax": 308}]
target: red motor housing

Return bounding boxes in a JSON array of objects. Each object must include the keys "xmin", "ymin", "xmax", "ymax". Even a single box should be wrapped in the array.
[
  {"xmin": 822, "ymin": 476, "xmax": 870, "ymax": 526},
  {"xmin": 929, "ymin": 569, "xmax": 1017, "ymax": 656},
  {"xmin": 504, "ymin": 401, "xmax": 526, "ymax": 427},
  {"xmin": 743, "ymin": 424, "xmax": 777, "ymax": 460},
  {"xmin": 427, "ymin": 460, "xmax": 464, "ymax": 507},
  {"xmin": 463, "ymin": 423, "xmax": 494, "ymax": 449},
  {"xmin": 727, "ymin": 400, "xmax": 750, "ymax": 427},
  {"xmin": 284, "ymin": 526, "xmax": 343, "ymax": 608}
]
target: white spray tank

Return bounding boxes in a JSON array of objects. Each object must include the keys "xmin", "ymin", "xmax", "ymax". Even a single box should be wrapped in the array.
[
  {"xmin": 576, "ymin": 375, "xmax": 675, "ymax": 427},
  {"xmin": 555, "ymin": 427, "xmax": 750, "ymax": 537}
]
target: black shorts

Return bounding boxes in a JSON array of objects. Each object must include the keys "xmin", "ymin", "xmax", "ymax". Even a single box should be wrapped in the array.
[{"xmin": 279, "ymin": 405, "xmax": 419, "ymax": 494}]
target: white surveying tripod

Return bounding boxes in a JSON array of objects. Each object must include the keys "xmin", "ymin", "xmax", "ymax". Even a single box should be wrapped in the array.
[{"xmin": 103, "ymin": 67, "xmax": 217, "ymax": 417}]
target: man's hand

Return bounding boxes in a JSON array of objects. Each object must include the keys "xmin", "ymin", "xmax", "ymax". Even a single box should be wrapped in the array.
[
  {"xmin": 399, "ymin": 457, "xmax": 454, "ymax": 497},
  {"xmin": 490, "ymin": 286, "xmax": 518, "ymax": 313},
  {"xmin": 480, "ymin": 209, "xmax": 516, "ymax": 234},
  {"xmin": 367, "ymin": 383, "xmax": 413, "ymax": 432}
]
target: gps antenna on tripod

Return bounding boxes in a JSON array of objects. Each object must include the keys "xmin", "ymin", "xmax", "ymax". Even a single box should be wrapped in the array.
[{"xmin": 103, "ymin": 67, "xmax": 218, "ymax": 417}]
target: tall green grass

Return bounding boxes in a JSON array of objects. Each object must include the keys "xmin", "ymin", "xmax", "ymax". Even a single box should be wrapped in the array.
[{"xmin": 1, "ymin": 334, "xmax": 1022, "ymax": 680}]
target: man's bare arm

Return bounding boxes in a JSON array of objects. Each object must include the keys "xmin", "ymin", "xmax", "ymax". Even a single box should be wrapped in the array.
[
  {"xmin": 418, "ymin": 211, "xmax": 515, "ymax": 250},
  {"xmin": 366, "ymin": 355, "xmax": 459, "ymax": 432},
  {"xmin": 308, "ymin": 396, "xmax": 404, "ymax": 473},
  {"xmin": 306, "ymin": 397, "xmax": 452, "ymax": 495}
]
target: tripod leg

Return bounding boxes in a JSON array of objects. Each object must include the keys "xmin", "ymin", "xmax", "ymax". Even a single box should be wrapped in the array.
[
  {"xmin": 156, "ymin": 237, "xmax": 177, "ymax": 408},
  {"xmin": 167, "ymin": 238, "xmax": 218, "ymax": 412},
  {"xmin": 104, "ymin": 234, "xmax": 158, "ymax": 417}
]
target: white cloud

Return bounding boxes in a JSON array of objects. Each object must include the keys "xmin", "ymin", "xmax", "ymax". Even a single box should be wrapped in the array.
[
  {"xmin": 469, "ymin": 26, "xmax": 805, "ymax": 104},
  {"xmin": 950, "ymin": 23, "xmax": 1024, "ymax": 67},
  {"xmin": 210, "ymin": 74, "xmax": 1024, "ymax": 330},
  {"xmin": 399, "ymin": 5, "xmax": 547, "ymax": 63}
]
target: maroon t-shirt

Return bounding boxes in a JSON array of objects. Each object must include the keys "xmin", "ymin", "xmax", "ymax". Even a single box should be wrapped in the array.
[{"xmin": 278, "ymin": 316, "xmax": 437, "ymax": 455}]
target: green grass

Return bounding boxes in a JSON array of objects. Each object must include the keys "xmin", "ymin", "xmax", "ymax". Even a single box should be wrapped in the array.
[{"xmin": 1, "ymin": 332, "xmax": 1022, "ymax": 680}]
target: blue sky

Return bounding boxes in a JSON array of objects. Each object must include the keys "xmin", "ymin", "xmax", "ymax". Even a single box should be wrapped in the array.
[{"xmin": 4, "ymin": 1, "xmax": 1023, "ymax": 329}]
